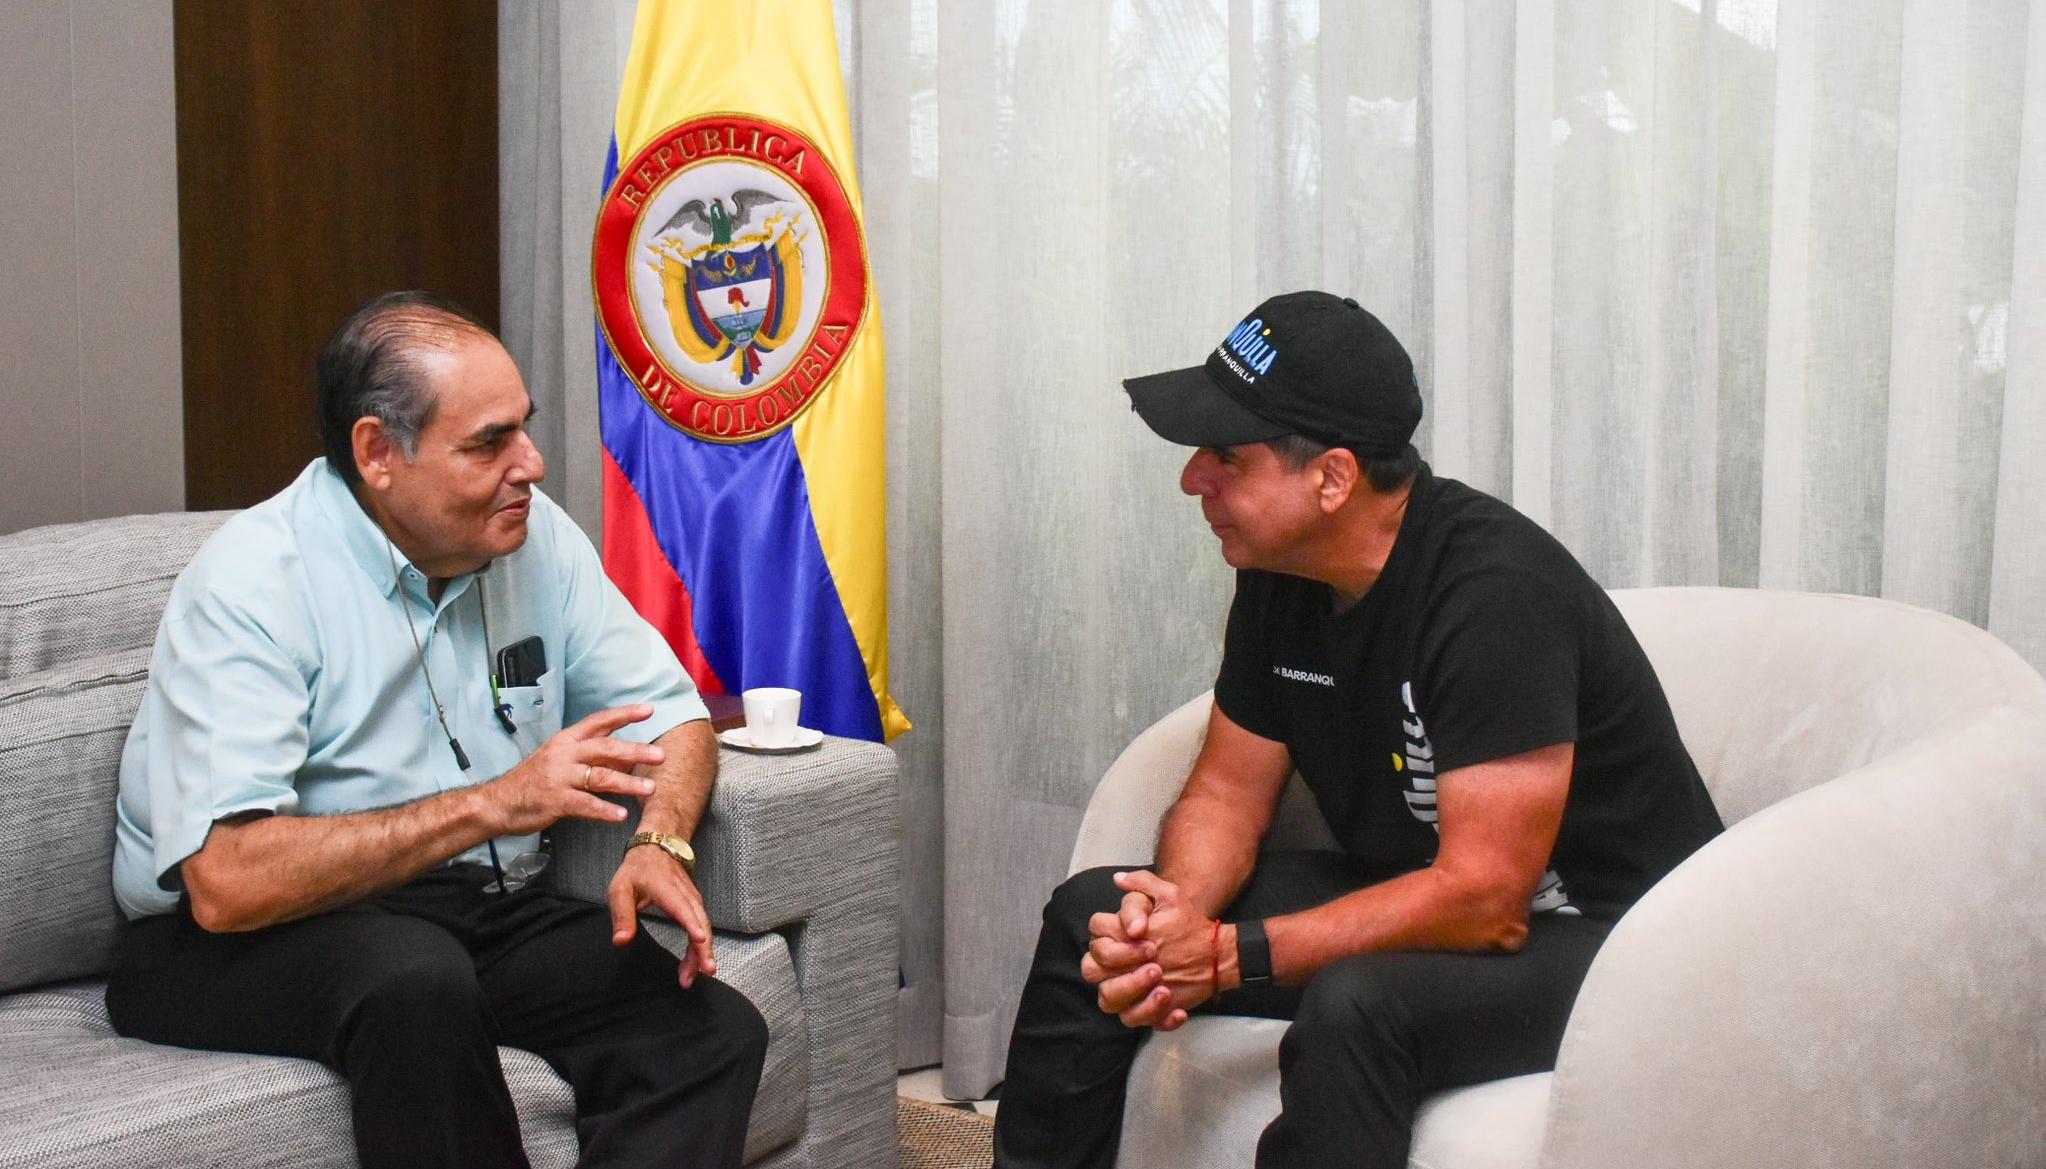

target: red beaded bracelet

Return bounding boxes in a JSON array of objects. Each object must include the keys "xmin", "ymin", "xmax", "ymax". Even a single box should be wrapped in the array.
[{"xmin": 1209, "ymin": 918, "xmax": 1222, "ymax": 994}]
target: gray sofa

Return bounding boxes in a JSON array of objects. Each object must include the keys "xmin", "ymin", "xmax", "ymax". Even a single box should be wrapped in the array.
[{"xmin": 0, "ymin": 510, "xmax": 900, "ymax": 1169}]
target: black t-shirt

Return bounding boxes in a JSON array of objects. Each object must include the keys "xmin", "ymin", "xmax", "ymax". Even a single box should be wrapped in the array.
[{"xmin": 1214, "ymin": 463, "xmax": 1723, "ymax": 921}]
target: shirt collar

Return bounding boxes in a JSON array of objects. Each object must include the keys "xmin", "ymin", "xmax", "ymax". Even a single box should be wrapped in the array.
[{"xmin": 305, "ymin": 458, "xmax": 477, "ymax": 602}]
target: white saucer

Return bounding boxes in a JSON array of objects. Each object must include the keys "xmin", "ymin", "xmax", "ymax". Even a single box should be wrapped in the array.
[{"xmin": 719, "ymin": 725, "xmax": 825, "ymax": 754}]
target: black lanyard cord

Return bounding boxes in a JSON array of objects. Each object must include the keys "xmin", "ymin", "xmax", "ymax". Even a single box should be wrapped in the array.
[{"xmin": 384, "ymin": 538, "xmax": 520, "ymax": 892}]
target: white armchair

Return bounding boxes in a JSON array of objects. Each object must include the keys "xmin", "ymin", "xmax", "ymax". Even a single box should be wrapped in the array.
[{"xmin": 1068, "ymin": 587, "xmax": 2046, "ymax": 1169}]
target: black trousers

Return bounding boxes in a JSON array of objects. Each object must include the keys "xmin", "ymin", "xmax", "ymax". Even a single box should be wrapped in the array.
[
  {"xmin": 992, "ymin": 854, "xmax": 1613, "ymax": 1169},
  {"xmin": 105, "ymin": 865, "xmax": 769, "ymax": 1169}
]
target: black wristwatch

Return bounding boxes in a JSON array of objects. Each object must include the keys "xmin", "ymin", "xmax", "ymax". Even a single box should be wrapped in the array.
[{"xmin": 1234, "ymin": 918, "xmax": 1273, "ymax": 989}]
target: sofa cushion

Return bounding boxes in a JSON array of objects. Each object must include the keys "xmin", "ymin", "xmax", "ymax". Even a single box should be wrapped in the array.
[
  {"xmin": 0, "ymin": 510, "xmax": 232, "ymax": 676},
  {"xmin": 0, "ymin": 649, "xmax": 151, "ymax": 993},
  {"xmin": 0, "ymin": 929, "xmax": 805, "ymax": 1168},
  {"xmin": 1115, "ymin": 1015, "xmax": 1548, "ymax": 1169}
]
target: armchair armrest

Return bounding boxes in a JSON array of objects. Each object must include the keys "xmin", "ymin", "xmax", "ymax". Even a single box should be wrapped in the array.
[
  {"xmin": 1538, "ymin": 705, "xmax": 2046, "ymax": 1169},
  {"xmin": 1068, "ymin": 690, "xmax": 1335, "ymax": 876},
  {"xmin": 1069, "ymin": 692, "xmax": 1213, "ymax": 874}
]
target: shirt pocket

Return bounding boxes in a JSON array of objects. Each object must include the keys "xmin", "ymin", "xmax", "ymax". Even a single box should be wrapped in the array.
[{"xmin": 497, "ymin": 668, "xmax": 561, "ymax": 753}]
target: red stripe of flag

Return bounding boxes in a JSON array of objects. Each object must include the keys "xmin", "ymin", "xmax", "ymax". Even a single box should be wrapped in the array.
[{"xmin": 600, "ymin": 448, "xmax": 726, "ymax": 696}]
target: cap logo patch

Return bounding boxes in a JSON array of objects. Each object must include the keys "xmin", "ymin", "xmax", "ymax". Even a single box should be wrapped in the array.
[{"xmin": 1220, "ymin": 318, "xmax": 1278, "ymax": 377}]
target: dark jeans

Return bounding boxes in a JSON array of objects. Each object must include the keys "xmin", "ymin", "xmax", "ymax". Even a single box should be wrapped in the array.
[
  {"xmin": 105, "ymin": 865, "xmax": 769, "ymax": 1169},
  {"xmin": 992, "ymin": 853, "xmax": 1613, "ymax": 1169}
]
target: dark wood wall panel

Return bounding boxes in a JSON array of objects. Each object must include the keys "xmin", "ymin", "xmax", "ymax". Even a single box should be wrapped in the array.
[{"xmin": 175, "ymin": 0, "xmax": 498, "ymax": 510}]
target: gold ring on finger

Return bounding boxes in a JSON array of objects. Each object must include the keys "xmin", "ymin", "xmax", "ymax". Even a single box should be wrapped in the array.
[{"xmin": 580, "ymin": 764, "xmax": 593, "ymax": 789}]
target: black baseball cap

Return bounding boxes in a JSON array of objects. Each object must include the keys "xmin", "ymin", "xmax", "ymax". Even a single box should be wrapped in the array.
[{"xmin": 1123, "ymin": 291, "xmax": 1422, "ymax": 455}]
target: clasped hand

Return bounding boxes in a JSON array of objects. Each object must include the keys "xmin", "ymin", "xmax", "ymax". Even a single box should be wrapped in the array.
[{"xmin": 1081, "ymin": 870, "xmax": 1219, "ymax": 1031}]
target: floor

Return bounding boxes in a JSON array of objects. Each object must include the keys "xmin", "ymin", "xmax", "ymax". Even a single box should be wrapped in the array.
[{"xmin": 898, "ymin": 1067, "xmax": 999, "ymax": 1117}]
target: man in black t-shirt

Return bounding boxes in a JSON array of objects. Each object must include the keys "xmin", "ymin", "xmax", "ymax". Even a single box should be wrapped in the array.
[{"xmin": 992, "ymin": 292, "xmax": 1723, "ymax": 1169}]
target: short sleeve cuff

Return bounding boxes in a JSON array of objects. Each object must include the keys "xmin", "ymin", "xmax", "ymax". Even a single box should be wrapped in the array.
[
  {"xmin": 619, "ymin": 690, "xmax": 713, "ymax": 744},
  {"xmin": 1214, "ymin": 679, "xmax": 1285, "ymax": 743},
  {"xmin": 1430, "ymin": 726, "xmax": 1577, "ymax": 775},
  {"xmin": 119, "ymin": 792, "xmax": 300, "ymax": 919}
]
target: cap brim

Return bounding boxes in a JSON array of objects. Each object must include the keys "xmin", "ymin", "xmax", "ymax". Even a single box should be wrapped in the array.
[{"xmin": 1123, "ymin": 365, "xmax": 1290, "ymax": 448}]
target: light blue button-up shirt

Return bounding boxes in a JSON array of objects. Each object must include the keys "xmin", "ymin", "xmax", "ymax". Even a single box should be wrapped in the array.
[{"xmin": 112, "ymin": 459, "xmax": 710, "ymax": 919}]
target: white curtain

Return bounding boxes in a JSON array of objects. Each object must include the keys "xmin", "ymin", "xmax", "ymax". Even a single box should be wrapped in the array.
[{"xmin": 502, "ymin": 0, "xmax": 2046, "ymax": 1097}]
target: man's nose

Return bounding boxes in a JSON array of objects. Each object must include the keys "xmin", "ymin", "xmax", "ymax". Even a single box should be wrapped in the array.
[
  {"xmin": 508, "ymin": 431, "xmax": 546, "ymax": 485},
  {"xmin": 1180, "ymin": 449, "xmax": 1215, "ymax": 497}
]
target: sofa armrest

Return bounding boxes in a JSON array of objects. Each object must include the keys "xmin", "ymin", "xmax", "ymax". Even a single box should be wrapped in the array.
[
  {"xmin": 546, "ymin": 735, "xmax": 897, "ymax": 933},
  {"xmin": 549, "ymin": 735, "xmax": 902, "ymax": 1169},
  {"xmin": 1537, "ymin": 705, "xmax": 2046, "ymax": 1169}
]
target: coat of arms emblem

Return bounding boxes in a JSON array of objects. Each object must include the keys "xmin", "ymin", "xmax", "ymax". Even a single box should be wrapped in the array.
[{"xmin": 593, "ymin": 114, "xmax": 869, "ymax": 443}]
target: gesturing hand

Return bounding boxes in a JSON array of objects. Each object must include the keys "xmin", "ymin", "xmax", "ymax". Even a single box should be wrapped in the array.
[
  {"xmin": 609, "ymin": 844, "xmax": 717, "ymax": 987},
  {"xmin": 1083, "ymin": 870, "xmax": 1219, "ymax": 1032},
  {"xmin": 487, "ymin": 704, "xmax": 664, "ymax": 836}
]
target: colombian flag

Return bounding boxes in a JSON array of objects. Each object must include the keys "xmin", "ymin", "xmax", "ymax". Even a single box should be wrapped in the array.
[{"xmin": 592, "ymin": 1, "xmax": 908, "ymax": 742}]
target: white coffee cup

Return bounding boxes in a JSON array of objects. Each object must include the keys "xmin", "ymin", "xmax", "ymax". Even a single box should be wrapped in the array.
[{"xmin": 741, "ymin": 687, "xmax": 803, "ymax": 747}]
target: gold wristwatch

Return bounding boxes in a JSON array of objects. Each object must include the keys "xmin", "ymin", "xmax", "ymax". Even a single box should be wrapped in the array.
[{"xmin": 625, "ymin": 830, "xmax": 696, "ymax": 873}]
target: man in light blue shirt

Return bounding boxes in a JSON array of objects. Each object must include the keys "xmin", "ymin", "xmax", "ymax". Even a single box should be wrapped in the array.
[{"xmin": 104, "ymin": 292, "xmax": 767, "ymax": 1169}]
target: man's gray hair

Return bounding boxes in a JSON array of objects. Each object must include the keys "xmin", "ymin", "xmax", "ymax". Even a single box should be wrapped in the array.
[{"xmin": 315, "ymin": 291, "xmax": 494, "ymax": 485}]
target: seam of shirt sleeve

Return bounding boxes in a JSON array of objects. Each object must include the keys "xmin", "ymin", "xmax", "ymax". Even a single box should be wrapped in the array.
[
  {"xmin": 1213, "ymin": 681, "xmax": 1284, "ymax": 743},
  {"xmin": 619, "ymin": 692, "xmax": 713, "ymax": 745},
  {"xmin": 154, "ymin": 792, "xmax": 301, "ymax": 890},
  {"xmin": 1430, "ymin": 726, "xmax": 1578, "ymax": 777}
]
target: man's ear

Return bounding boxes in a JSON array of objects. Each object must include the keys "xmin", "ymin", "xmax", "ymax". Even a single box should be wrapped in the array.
[
  {"xmin": 1317, "ymin": 447, "xmax": 1360, "ymax": 513},
  {"xmin": 351, "ymin": 417, "xmax": 397, "ymax": 490}
]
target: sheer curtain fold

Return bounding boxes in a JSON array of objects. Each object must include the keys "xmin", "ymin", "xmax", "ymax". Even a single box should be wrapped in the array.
[
  {"xmin": 500, "ymin": 0, "xmax": 638, "ymax": 537},
  {"xmin": 1991, "ymin": 0, "xmax": 2046, "ymax": 683},
  {"xmin": 1758, "ymin": 0, "xmax": 1820, "ymax": 591},
  {"xmin": 1511, "ymin": 0, "xmax": 1558, "ymax": 526},
  {"xmin": 500, "ymin": 0, "xmax": 2045, "ymax": 1096}
]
